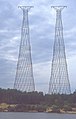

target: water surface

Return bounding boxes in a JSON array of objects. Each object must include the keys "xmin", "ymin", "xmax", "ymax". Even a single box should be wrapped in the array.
[{"xmin": 0, "ymin": 112, "xmax": 76, "ymax": 119}]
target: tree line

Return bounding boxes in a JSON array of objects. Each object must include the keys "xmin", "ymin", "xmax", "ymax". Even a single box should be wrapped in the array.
[{"xmin": 0, "ymin": 88, "xmax": 76, "ymax": 112}]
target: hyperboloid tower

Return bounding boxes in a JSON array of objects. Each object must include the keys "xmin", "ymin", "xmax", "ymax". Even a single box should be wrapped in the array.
[
  {"xmin": 14, "ymin": 6, "xmax": 35, "ymax": 92},
  {"xmin": 49, "ymin": 6, "xmax": 71, "ymax": 94}
]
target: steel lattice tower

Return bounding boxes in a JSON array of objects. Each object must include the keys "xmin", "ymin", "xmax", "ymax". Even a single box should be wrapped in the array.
[
  {"xmin": 49, "ymin": 6, "xmax": 71, "ymax": 94},
  {"xmin": 14, "ymin": 6, "xmax": 35, "ymax": 92}
]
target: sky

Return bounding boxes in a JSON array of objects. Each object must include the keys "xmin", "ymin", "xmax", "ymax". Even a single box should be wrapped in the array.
[{"xmin": 0, "ymin": 0, "xmax": 76, "ymax": 93}]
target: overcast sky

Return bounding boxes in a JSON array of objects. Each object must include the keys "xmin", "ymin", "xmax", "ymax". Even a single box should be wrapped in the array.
[{"xmin": 0, "ymin": 0, "xmax": 76, "ymax": 93}]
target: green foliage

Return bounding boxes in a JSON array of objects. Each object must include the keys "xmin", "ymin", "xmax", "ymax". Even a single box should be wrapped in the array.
[
  {"xmin": 0, "ymin": 88, "xmax": 76, "ymax": 112},
  {"xmin": 51, "ymin": 105, "xmax": 60, "ymax": 113},
  {"xmin": 63, "ymin": 105, "xmax": 72, "ymax": 111}
]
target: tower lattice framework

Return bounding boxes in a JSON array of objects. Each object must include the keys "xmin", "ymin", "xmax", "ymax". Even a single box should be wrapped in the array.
[
  {"xmin": 14, "ymin": 6, "xmax": 35, "ymax": 92},
  {"xmin": 49, "ymin": 6, "xmax": 71, "ymax": 94}
]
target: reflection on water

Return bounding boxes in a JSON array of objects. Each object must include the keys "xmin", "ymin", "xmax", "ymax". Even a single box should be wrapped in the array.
[{"xmin": 0, "ymin": 112, "xmax": 76, "ymax": 119}]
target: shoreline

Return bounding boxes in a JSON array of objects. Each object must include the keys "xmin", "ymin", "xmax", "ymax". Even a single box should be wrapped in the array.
[
  {"xmin": 0, "ymin": 103, "xmax": 76, "ymax": 114},
  {"xmin": 0, "ymin": 109, "xmax": 76, "ymax": 114},
  {"xmin": 0, "ymin": 111, "xmax": 76, "ymax": 114}
]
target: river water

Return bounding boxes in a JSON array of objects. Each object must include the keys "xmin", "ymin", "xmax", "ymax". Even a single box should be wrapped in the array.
[{"xmin": 0, "ymin": 112, "xmax": 76, "ymax": 119}]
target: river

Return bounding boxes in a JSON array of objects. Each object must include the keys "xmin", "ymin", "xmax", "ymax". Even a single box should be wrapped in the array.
[{"xmin": 0, "ymin": 112, "xmax": 76, "ymax": 119}]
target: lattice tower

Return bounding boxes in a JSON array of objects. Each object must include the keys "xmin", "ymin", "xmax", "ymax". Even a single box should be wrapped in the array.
[
  {"xmin": 49, "ymin": 6, "xmax": 71, "ymax": 94},
  {"xmin": 14, "ymin": 6, "xmax": 35, "ymax": 92}
]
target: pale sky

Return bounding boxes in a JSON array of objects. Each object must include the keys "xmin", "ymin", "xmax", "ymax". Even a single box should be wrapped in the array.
[{"xmin": 0, "ymin": 0, "xmax": 76, "ymax": 93}]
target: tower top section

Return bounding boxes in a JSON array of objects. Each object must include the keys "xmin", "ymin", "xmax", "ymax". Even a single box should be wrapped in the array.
[
  {"xmin": 51, "ymin": 6, "xmax": 67, "ymax": 11},
  {"xmin": 18, "ymin": 6, "xmax": 34, "ymax": 11}
]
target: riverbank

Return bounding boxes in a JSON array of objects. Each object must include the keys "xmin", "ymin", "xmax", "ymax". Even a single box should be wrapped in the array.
[
  {"xmin": 0, "ymin": 103, "xmax": 76, "ymax": 114},
  {"xmin": 0, "ymin": 89, "xmax": 76, "ymax": 113}
]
